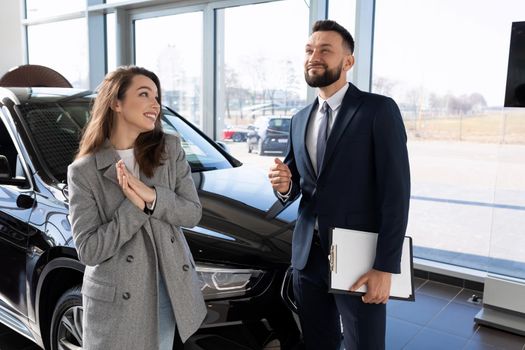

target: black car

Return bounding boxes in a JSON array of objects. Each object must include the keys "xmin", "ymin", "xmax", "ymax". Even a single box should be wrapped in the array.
[
  {"xmin": 246, "ymin": 116, "xmax": 291, "ymax": 155},
  {"xmin": 0, "ymin": 87, "xmax": 300, "ymax": 350}
]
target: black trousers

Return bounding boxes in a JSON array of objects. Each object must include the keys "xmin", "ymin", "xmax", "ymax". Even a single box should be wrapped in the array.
[{"xmin": 292, "ymin": 235, "xmax": 386, "ymax": 350}]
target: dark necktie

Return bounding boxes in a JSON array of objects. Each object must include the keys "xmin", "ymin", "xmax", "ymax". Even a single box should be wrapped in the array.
[{"xmin": 316, "ymin": 101, "xmax": 331, "ymax": 175}]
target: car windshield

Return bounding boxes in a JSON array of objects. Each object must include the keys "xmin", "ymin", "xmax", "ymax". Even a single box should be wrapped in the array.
[
  {"xmin": 17, "ymin": 101, "xmax": 232, "ymax": 182},
  {"xmin": 161, "ymin": 112, "xmax": 231, "ymax": 172}
]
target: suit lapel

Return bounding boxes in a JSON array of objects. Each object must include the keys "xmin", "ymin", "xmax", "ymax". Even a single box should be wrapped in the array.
[
  {"xmin": 296, "ymin": 101, "xmax": 318, "ymax": 180},
  {"xmin": 318, "ymin": 83, "xmax": 363, "ymax": 178}
]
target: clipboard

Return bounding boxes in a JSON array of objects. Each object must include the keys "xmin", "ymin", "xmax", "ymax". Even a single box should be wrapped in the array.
[{"xmin": 328, "ymin": 228, "xmax": 415, "ymax": 301}]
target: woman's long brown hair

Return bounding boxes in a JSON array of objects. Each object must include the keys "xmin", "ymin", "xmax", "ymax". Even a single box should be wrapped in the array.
[{"xmin": 76, "ymin": 66, "xmax": 166, "ymax": 177}]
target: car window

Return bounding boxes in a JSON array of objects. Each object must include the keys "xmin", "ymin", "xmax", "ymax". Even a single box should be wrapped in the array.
[
  {"xmin": 268, "ymin": 118, "xmax": 291, "ymax": 132},
  {"xmin": 17, "ymin": 101, "xmax": 232, "ymax": 182},
  {"xmin": 18, "ymin": 102, "xmax": 84, "ymax": 182}
]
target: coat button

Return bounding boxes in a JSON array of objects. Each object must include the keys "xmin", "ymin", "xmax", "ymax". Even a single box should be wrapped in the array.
[
  {"xmin": 182, "ymin": 264, "xmax": 189, "ymax": 272},
  {"xmin": 122, "ymin": 292, "xmax": 130, "ymax": 300},
  {"xmin": 171, "ymin": 236, "xmax": 175, "ymax": 243},
  {"xmin": 126, "ymin": 255, "xmax": 134, "ymax": 262}
]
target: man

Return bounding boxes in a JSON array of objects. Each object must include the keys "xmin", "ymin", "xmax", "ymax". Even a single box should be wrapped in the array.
[{"xmin": 268, "ymin": 20, "xmax": 410, "ymax": 349}]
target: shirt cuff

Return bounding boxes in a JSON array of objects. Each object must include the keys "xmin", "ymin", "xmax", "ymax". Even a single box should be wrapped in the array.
[
  {"xmin": 146, "ymin": 188, "xmax": 157, "ymax": 212},
  {"xmin": 277, "ymin": 182, "xmax": 292, "ymax": 201}
]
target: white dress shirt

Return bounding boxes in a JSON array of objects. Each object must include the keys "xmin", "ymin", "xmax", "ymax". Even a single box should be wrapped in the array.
[{"xmin": 306, "ymin": 83, "xmax": 349, "ymax": 173}]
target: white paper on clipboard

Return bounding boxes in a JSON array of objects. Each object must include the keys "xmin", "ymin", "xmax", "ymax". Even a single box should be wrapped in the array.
[{"xmin": 328, "ymin": 228, "xmax": 414, "ymax": 301}]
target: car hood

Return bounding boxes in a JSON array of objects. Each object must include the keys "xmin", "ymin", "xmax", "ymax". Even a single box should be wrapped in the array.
[
  {"xmin": 188, "ymin": 165, "xmax": 299, "ymax": 267},
  {"xmin": 43, "ymin": 164, "xmax": 299, "ymax": 268}
]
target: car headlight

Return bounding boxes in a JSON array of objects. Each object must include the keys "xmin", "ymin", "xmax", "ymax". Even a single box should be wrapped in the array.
[{"xmin": 196, "ymin": 263, "xmax": 264, "ymax": 300}]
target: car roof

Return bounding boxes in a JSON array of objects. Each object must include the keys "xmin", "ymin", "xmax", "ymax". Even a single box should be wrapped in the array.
[{"xmin": 0, "ymin": 87, "xmax": 95, "ymax": 104}]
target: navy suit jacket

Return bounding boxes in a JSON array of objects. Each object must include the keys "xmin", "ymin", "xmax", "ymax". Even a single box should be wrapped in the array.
[{"xmin": 281, "ymin": 83, "xmax": 410, "ymax": 273}]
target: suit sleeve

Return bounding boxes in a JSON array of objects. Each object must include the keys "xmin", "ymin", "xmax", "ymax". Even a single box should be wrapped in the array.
[
  {"xmin": 68, "ymin": 163, "xmax": 150, "ymax": 266},
  {"xmin": 372, "ymin": 98, "xmax": 411, "ymax": 274},
  {"xmin": 150, "ymin": 135, "xmax": 202, "ymax": 227},
  {"xmin": 275, "ymin": 116, "xmax": 301, "ymax": 204}
]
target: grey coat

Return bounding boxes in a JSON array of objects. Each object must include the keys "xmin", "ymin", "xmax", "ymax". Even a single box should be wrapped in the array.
[{"xmin": 67, "ymin": 134, "xmax": 206, "ymax": 350}]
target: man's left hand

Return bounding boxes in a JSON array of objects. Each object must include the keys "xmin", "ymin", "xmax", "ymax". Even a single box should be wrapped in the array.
[{"xmin": 350, "ymin": 269, "xmax": 392, "ymax": 304}]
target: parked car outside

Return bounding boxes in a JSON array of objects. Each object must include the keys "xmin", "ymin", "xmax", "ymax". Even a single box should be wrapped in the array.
[
  {"xmin": 222, "ymin": 125, "xmax": 254, "ymax": 142},
  {"xmin": 0, "ymin": 87, "xmax": 301, "ymax": 350},
  {"xmin": 246, "ymin": 116, "xmax": 291, "ymax": 155}
]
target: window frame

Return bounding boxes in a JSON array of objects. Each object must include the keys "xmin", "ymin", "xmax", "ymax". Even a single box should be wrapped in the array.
[{"xmin": 0, "ymin": 107, "xmax": 32, "ymax": 189}]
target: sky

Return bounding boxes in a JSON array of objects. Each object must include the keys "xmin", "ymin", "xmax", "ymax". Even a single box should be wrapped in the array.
[{"xmin": 373, "ymin": 0, "xmax": 525, "ymax": 106}]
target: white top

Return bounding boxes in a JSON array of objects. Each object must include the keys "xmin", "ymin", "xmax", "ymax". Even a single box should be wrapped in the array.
[{"xmin": 115, "ymin": 148, "xmax": 139, "ymax": 177}]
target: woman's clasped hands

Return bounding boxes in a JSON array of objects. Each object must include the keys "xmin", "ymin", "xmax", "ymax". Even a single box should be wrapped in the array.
[{"xmin": 116, "ymin": 159, "xmax": 156, "ymax": 210}]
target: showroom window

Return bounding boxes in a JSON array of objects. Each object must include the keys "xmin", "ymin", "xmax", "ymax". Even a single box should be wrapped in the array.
[
  {"xmin": 373, "ymin": 0, "xmax": 525, "ymax": 279},
  {"xmin": 25, "ymin": 0, "xmax": 84, "ymax": 20},
  {"xmin": 328, "ymin": 0, "xmax": 356, "ymax": 41},
  {"xmin": 27, "ymin": 18, "xmax": 89, "ymax": 88},
  {"xmin": 215, "ymin": 0, "xmax": 309, "ymax": 166},
  {"xmin": 134, "ymin": 11, "xmax": 203, "ymax": 127}
]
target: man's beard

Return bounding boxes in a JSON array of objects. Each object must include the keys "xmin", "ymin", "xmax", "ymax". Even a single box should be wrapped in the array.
[{"xmin": 304, "ymin": 61, "xmax": 343, "ymax": 88}]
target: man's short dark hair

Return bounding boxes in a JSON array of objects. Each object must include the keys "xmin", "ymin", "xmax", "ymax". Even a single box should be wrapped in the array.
[{"xmin": 312, "ymin": 20, "xmax": 355, "ymax": 53}]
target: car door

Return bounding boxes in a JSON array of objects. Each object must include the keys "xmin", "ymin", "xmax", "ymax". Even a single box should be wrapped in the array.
[{"xmin": 0, "ymin": 113, "xmax": 34, "ymax": 325}]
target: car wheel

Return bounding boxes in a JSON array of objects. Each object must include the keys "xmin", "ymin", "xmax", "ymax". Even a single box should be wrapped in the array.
[
  {"xmin": 232, "ymin": 133, "xmax": 242, "ymax": 142},
  {"xmin": 50, "ymin": 285, "xmax": 83, "ymax": 350}
]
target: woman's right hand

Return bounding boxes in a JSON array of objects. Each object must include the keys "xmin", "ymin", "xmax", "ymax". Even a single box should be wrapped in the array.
[{"xmin": 116, "ymin": 161, "xmax": 145, "ymax": 210}]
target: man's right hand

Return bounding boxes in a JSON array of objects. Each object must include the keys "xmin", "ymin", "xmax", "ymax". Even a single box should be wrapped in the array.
[{"xmin": 269, "ymin": 158, "xmax": 292, "ymax": 194}]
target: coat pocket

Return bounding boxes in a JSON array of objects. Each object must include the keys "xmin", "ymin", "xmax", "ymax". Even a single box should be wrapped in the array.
[
  {"xmin": 81, "ymin": 277, "xmax": 119, "ymax": 343},
  {"xmin": 82, "ymin": 277, "xmax": 116, "ymax": 303}
]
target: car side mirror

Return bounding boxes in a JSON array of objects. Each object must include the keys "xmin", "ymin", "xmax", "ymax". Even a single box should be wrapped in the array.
[{"xmin": 0, "ymin": 155, "xmax": 11, "ymax": 180}]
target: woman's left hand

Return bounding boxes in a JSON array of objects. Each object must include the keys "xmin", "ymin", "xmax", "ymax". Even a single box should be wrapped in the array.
[{"xmin": 116, "ymin": 160, "xmax": 156, "ymax": 205}]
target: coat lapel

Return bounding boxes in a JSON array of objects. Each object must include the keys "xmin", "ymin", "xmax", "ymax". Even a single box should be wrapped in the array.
[
  {"xmin": 140, "ymin": 166, "xmax": 161, "ymax": 187},
  {"xmin": 95, "ymin": 139, "xmax": 120, "ymax": 186},
  {"xmin": 95, "ymin": 139, "xmax": 166, "ymax": 188},
  {"xmin": 318, "ymin": 83, "xmax": 364, "ymax": 178}
]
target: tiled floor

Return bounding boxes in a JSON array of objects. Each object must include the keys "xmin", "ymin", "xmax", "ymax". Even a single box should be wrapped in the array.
[
  {"xmin": 1, "ymin": 277, "xmax": 525, "ymax": 349},
  {"xmin": 386, "ymin": 278, "xmax": 525, "ymax": 350}
]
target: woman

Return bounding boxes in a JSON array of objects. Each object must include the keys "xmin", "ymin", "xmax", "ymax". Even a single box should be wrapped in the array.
[{"xmin": 67, "ymin": 66, "xmax": 206, "ymax": 350}]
